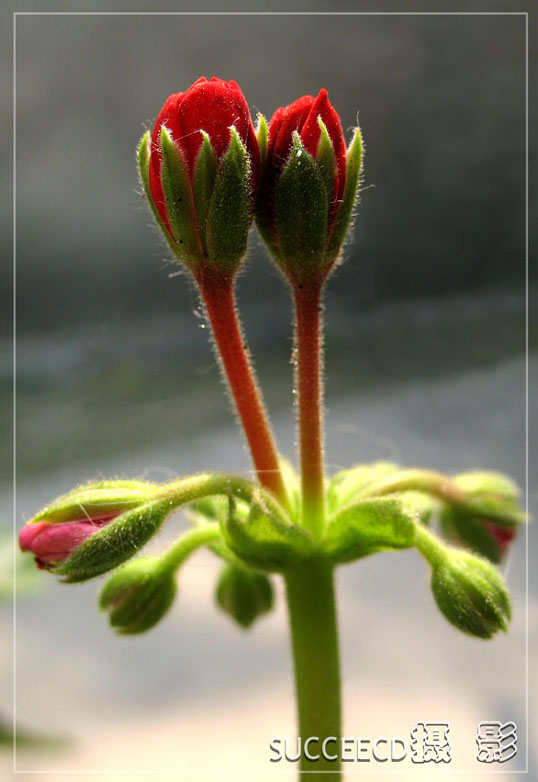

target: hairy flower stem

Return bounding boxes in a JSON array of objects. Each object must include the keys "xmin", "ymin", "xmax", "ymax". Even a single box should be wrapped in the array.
[
  {"xmin": 198, "ymin": 272, "xmax": 290, "ymax": 510},
  {"xmin": 294, "ymin": 280, "xmax": 326, "ymax": 538},
  {"xmin": 285, "ymin": 558, "xmax": 342, "ymax": 780},
  {"xmin": 159, "ymin": 523, "xmax": 221, "ymax": 572}
]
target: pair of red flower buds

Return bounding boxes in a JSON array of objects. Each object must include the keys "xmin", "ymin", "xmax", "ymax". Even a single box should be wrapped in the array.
[
  {"xmin": 20, "ymin": 78, "xmax": 360, "ymax": 571},
  {"xmin": 138, "ymin": 76, "xmax": 363, "ymax": 287}
]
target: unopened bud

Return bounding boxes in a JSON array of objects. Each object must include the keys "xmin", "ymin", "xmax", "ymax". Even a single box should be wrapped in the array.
[
  {"xmin": 19, "ymin": 480, "xmax": 159, "ymax": 572},
  {"xmin": 430, "ymin": 549, "xmax": 511, "ymax": 639},
  {"xmin": 99, "ymin": 557, "xmax": 177, "ymax": 635},
  {"xmin": 215, "ymin": 563, "xmax": 273, "ymax": 628}
]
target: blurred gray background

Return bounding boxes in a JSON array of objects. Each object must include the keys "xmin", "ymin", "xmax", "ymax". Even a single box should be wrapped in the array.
[{"xmin": 1, "ymin": 1, "xmax": 536, "ymax": 779}]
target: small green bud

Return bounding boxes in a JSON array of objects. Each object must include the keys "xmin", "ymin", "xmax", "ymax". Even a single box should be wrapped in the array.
[
  {"xmin": 215, "ymin": 563, "xmax": 273, "ymax": 628},
  {"xmin": 99, "ymin": 557, "xmax": 177, "ymax": 635},
  {"xmin": 430, "ymin": 549, "xmax": 511, "ymax": 639}
]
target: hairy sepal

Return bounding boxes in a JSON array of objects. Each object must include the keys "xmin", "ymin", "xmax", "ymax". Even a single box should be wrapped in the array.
[
  {"xmin": 56, "ymin": 499, "xmax": 173, "ymax": 582},
  {"xmin": 205, "ymin": 127, "xmax": 250, "ymax": 274},
  {"xmin": 275, "ymin": 133, "xmax": 328, "ymax": 282},
  {"xmin": 160, "ymin": 126, "xmax": 203, "ymax": 267},
  {"xmin": 327, "ymin": 125, "xmax": 363, "ymax": 258}
]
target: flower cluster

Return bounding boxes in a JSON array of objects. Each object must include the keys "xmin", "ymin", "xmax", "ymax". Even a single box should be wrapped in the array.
[
  {"xmin": 19, "ymin": 77, "xmax": 522, "ymax": 648},
  {"xmin": 138, "ymin": 76, "xmax": 362, "ymax": 288}
]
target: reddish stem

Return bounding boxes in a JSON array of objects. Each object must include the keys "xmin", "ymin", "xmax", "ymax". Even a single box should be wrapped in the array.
[
  {"xmin": 198, "ymin": 271, "xmax": 289, "ymax": 510},
  {"xmin": 294, "ymin": 280, "xmax": 325, "ymax": 537}
]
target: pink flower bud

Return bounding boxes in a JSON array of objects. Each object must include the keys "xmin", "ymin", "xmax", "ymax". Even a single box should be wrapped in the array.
[
  {"xmin": 19, "ymin": 480, "xmax": 160, "ymax": 572},
  {"xmin": 19, "ymin": 512, "xmax": 119, "ymax": 569}
]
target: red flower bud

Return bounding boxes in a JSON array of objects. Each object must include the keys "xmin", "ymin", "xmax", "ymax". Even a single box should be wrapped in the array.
[
  {"xmin": 139, "ymin": 77, "xmax": 260, "ymax": 274},
  {"xmin": 19, "ymin": 513, "xmax": 118, "ymax": 569},
  {"xmin": 256, "ymin": 88, "xmax": 363, "ymax": 285},
  {"xmin": 266, "ymin": 89, "xmax": 347, "ymax": 213}
]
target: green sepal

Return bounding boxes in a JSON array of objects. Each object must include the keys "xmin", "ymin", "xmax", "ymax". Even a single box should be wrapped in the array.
[
  {"xmin": 327, "ymin": 462, "xmax": 399, "ymax": 515},
  {"xmin": 137, "ymin": 132, "xmax": 181, "ymax": 256},
  {"xmin": 215, "ymin": 562, "xmax": 273, "ymax": 628},
  {"xmin": 56, "ymin": 498, "xmax": 173, "ymax": 582},
  {"xmin": 205, "ymin": 127, "xmax": 250, "ymax": 274},
  {"xmin": 316, "ymin": 117, "xmax": 336, "ymax": 202},
  {"xmin": 324, "ymin": 496, "xmax": 417, "ymax": 564},
  {"xmin": 430, "ymin": 549, "xmax": 511, "ymax": 638},
  {"xmin": 193, "ymin": 131, "xmax": 218, "ymax": 252},
  {"xmin": 275, "ymin": 132, "xmax": 328, "ymax": 282},
  {"xmin": 257, "ymin": 113, "xmax": 268, "ymax": 173},
  {"xmin": 327, "ymin": 125, "xmax": 363, "ymax": 258},
  {"xmin": 30, "ymin": 480, "xmax": 160, "ymax": 525},
  {"xmin": 221, "ymin": 493, "xmax": 312, "ymax": 572},
  {"xmin": 99, "ymin": 556, "xmax": 177, "ymax": 635},
  {"xmin": 160, "ymin": 126, "xmax": 204, "ymax": 267}
]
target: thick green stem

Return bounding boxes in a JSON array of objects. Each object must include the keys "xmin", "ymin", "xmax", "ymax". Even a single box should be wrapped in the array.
[
  {"xmin": 294, "ymin": 281, "xmax": 326, "ymax": 537},
  {"xmin": 285, "ymin": 558, "xmax": 342, "ymax": 780}
]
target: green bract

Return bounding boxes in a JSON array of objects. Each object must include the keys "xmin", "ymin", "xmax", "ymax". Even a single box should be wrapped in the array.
[
  {"xmin": 221, "ymin": 492, "xmax": 313, "ymax": 572},
  {"xmin": 325, "ymin": 495, "xmax": 429, "ymax": 564}
]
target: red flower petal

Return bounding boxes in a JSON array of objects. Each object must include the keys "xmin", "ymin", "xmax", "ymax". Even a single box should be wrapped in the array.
[
  {"xmin": 300, "ymin": 89, "xmax": 347, "ymax": 203},
  {"xmin": 268, "ymin": 94, "xmax": 314, "ymax": 167},
  {"xmin": 148, "ymin": 77, "xmax": 260, "ymax": 241}
]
